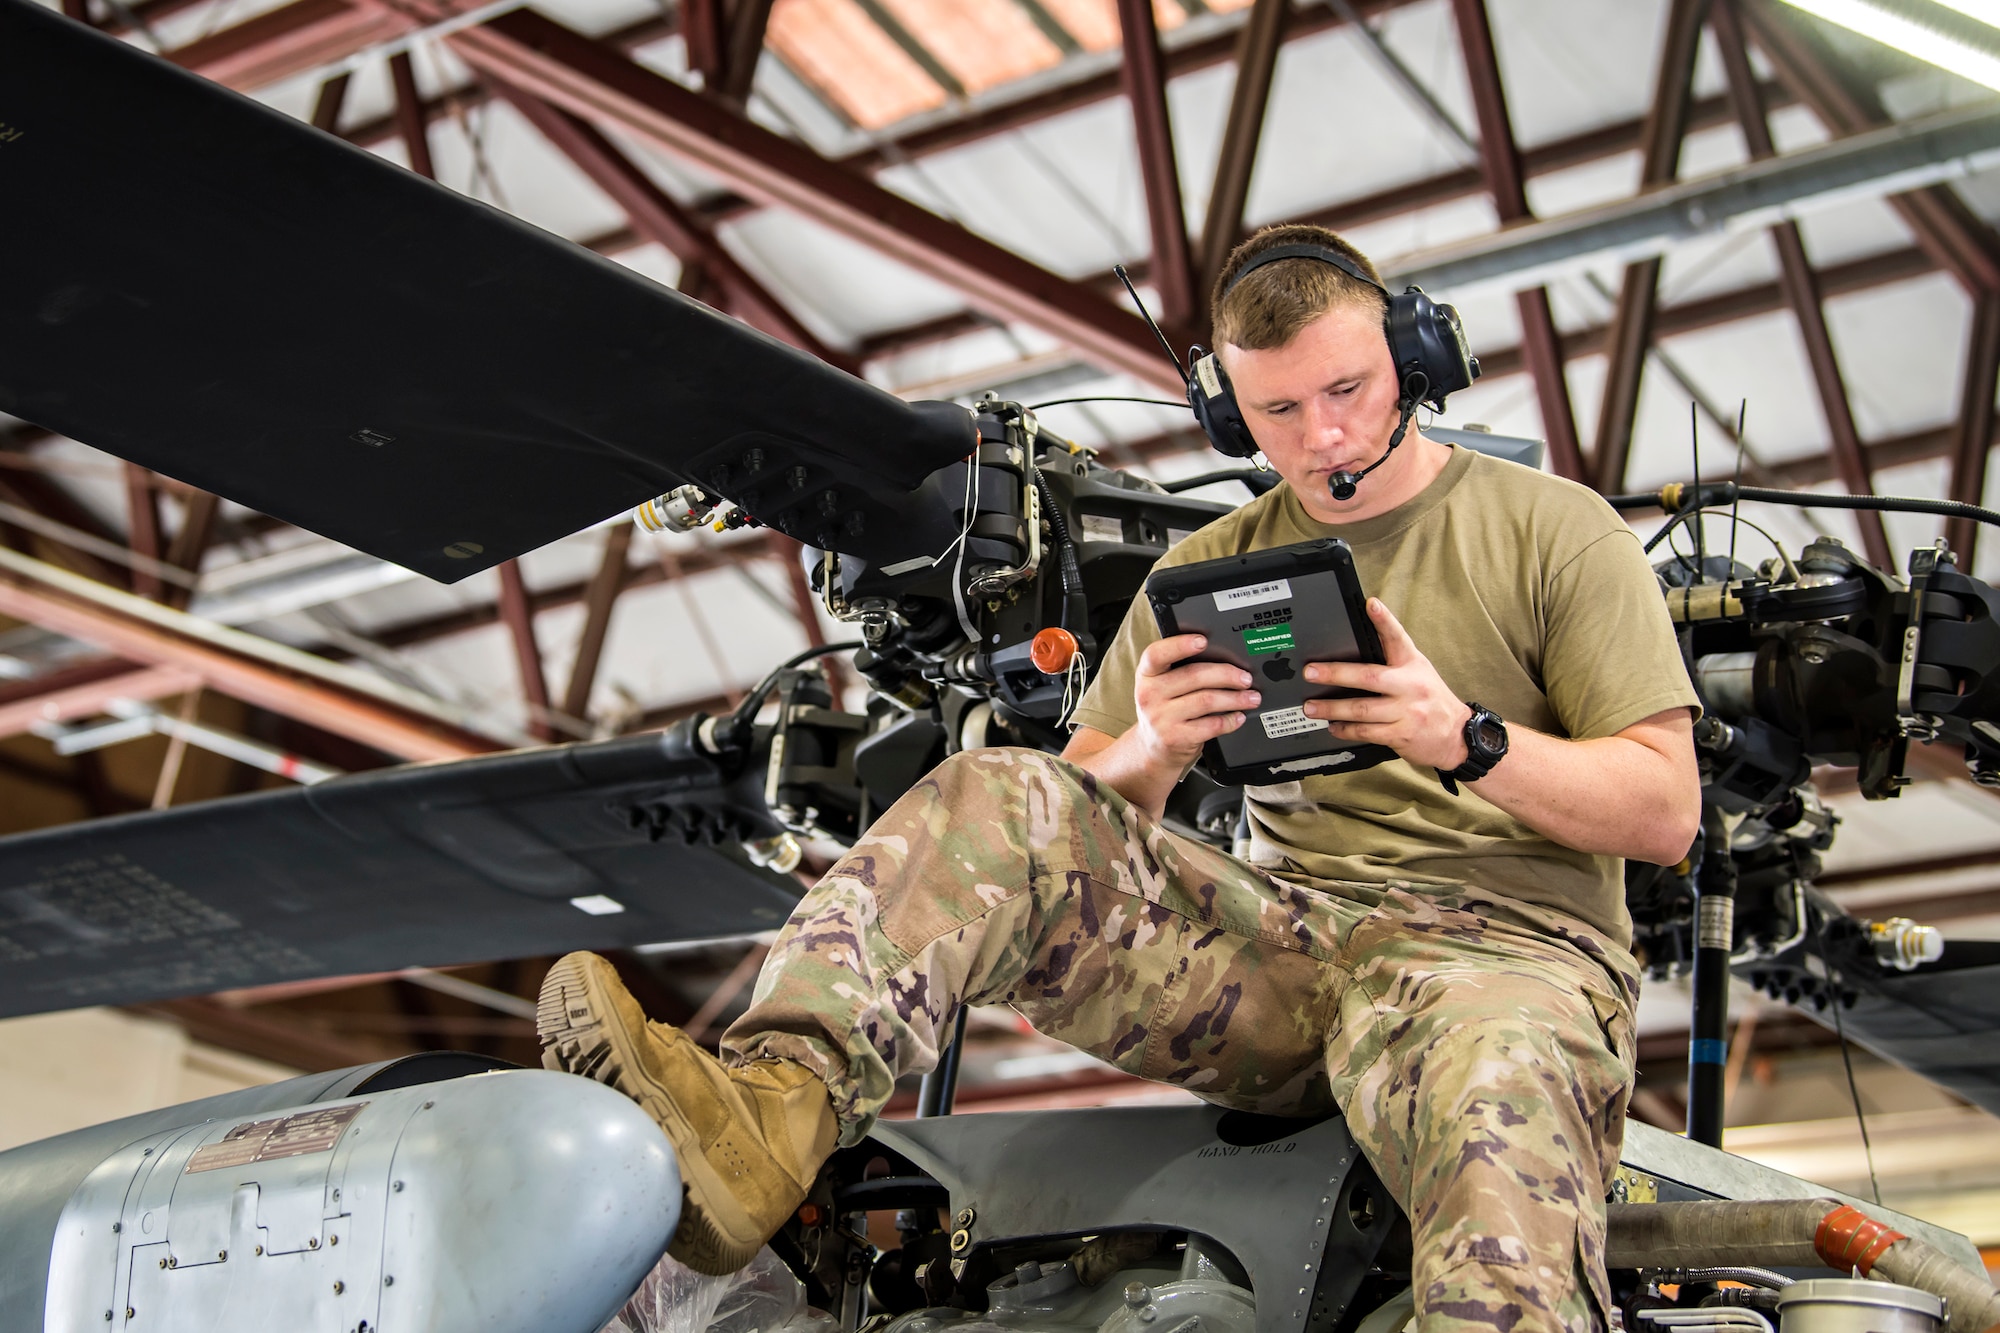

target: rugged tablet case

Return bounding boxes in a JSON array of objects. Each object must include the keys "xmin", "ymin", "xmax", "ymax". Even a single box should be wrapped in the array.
[{"xmin": 1145, "ymin": 539, "xmax": 1396, "ymax": 786}]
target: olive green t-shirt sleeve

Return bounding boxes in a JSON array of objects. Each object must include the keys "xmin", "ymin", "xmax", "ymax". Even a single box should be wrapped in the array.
[
  {"xmin": 1542, "ymin": 526, "xmax": 1702, "ymax": 740},
  {"xmin": 1067, "ymin": 588, "xmax": 1160, "ymax": 740}
]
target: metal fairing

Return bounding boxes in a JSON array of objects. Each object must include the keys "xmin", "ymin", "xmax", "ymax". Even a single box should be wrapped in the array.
[
  {"xmin": 33, "ymin": 1070, "xmax": 678, "ymax": 1333},
  {"xmin": 0, "ymin": 732, "xmax": 803, "ymax": 1019},
  {"xmin": 1616, "ymin": 1121, "xmax": 1981, "ymax": 1273},
  {"xmin": 0, "ymin": 0, "xmax": 974, "ymax": 582},
  {"xmin": 867, "ymin": 1106, "xmax": 1398, "ymax": 1333}
]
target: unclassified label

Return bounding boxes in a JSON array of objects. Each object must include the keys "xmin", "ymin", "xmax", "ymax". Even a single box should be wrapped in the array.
[
  {"xmin": 1243, "ymin": 622, "xmax": 1294, "ymax": 654},
  {"xmin": 1259, "ymin": 706, "xmax": 1328, "ymax": 739},
  {"xmin": 1214, "ymin": 578, "xmax": 1291, "ymax": 611}
]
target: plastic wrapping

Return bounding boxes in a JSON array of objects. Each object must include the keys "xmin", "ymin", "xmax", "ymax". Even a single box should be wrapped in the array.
[{"xmin": 603, "ymin": 1247, "xmax": 837, "ymax": 1333}]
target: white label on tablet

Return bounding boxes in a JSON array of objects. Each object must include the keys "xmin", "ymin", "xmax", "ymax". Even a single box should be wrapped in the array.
[
  {"xmin": 1259, "ymin": 706, "xmax": 1329, "ymax": 739},
  {"xmin": 1214, "ymin": 578, "xmax": 1292, "ymax": 611}
]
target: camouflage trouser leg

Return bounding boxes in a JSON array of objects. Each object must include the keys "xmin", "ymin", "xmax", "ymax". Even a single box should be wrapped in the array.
[
  {"xmin": 1326, "ymin": 888, "xmax": 1639, "ymax": 1333},
  {"xmin": 721, "ymin": 747, "xmax": 1638, "ymax": 1333}
]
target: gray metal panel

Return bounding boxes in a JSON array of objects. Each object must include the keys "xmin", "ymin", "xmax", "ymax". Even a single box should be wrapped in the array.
[
  {"xmin": 1619, "ymin": 1121, "xmax": 1986, "ymax": 1277},
  {"xmin": 1424, "ymin": 427, "xmax": 1544, "ymax": 471},
  {"xmin": 40, "ymin": 1070, "xmax": 678, "ymax": 1333},
  {"xmin": 870, "ymin": 1106, "xmax": 1361, "ymax": 1333}
]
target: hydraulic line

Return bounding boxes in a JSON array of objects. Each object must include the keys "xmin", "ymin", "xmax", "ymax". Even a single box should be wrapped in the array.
[{"xmin": 1605, "ymin": 1200, "xmax": 2000, "ymax": 1333}]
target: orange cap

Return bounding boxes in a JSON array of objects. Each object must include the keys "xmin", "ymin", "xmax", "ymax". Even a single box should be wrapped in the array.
[{"xmin": 1030, "ymin": 626, "xmax": 1080, "ymax": 675}]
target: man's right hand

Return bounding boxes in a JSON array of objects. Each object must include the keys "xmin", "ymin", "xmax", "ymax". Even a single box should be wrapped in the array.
[
  {"xmin": 1130, "ymin": 634, "xmax": 1262, "ymax": 769},
  {"xmin": 1064, "ymin": 635, "xmax": 1261, "ymax": 819}
]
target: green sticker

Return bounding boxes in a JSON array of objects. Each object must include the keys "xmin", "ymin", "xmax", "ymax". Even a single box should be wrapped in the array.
[{"xmin": 1243, "ymin": 622, "xmax": 1294, "ymax": 655}]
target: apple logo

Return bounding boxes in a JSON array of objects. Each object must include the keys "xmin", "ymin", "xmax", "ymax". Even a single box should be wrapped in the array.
[{"xmin": 1262, "ymin": 654, "xmax": 1296, "ymax": 682}]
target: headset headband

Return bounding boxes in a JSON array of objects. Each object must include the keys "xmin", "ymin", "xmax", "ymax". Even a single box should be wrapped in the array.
[{"xmin": 1220, "ymin": 243, "xmax": 1387, "ymax": 302}]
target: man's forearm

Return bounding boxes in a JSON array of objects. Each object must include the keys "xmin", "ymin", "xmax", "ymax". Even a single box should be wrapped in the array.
[
  {"xmin": 1060, "ymin": 727, "xmax": 1186, "ymax": 822},
  {"xmin": 1468, "ymin": 724, "xmax": 1700, "ymax": 865}
]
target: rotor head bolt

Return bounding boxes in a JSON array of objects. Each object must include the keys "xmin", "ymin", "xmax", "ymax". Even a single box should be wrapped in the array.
[
  {"xmin": 950, "ymin": 1228, "xmax": 971, "ymax": 1253},
  {"xmin": 955, "ymin": 1208, "xmax": 976, "ymax": 1227},
  {"xmin": 1124, "ymin": 1283, "xmax": 1151, "ymax": 1308}
]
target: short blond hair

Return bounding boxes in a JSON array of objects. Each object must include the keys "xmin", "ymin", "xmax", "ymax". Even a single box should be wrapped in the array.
[{"xmin": 1211, "ymin": 225, "xmax": 1387, "ymax": 351}]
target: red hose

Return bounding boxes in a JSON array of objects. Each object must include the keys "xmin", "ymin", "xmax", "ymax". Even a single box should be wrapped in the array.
[{"xmin": 1814, "ymin": 1203, "xmax": 1908, "ymax": 1275}]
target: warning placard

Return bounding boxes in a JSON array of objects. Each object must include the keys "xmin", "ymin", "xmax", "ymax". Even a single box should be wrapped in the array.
[{"xmin": 186, "ymin": 1103, "xmax": 365, "ymax": 1174}]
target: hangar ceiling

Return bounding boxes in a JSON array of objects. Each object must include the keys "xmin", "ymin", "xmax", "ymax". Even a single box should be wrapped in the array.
[{"xmin": 3, "ymin": 0, "xmax": 2000, "ymax": 1140}]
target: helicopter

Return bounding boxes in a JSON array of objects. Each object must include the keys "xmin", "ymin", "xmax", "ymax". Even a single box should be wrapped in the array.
[{"xmin": 2, "ymin": 3, "xmax": 1999, "ymax": 1331}]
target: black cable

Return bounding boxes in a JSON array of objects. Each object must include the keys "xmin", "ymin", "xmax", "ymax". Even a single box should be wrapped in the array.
[
  {"xmin": 724, "ymin": 639, "xmax": 865, "ymax": 741},
  {"xmin": 1608, "ymin": 482, "xmax": 2000, "ymax": 531},
  {"xmin": 1028, "ymin": 395, "xmax": 1191, "ymax": 411},
  {"xmin": 1030, "ymin": 467, "xmax": 1087, "ymax": 633},
  {"xmin": 1160, "ymin": 467, "xmax": 1285, "ymax": 496},
  {"xmin": 1812, "ymin": 922, "xmax": 1884, "ymax": 1205}
]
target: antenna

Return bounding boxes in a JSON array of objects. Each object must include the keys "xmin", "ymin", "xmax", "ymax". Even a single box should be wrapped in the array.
[
  {"xmin": 1728, "ymin": 399, "xmax": 1747, "ymax": 572},
  {"xmin": 1113, "ymin": 263, "xmax": 1192, "ymax": 386},
  {"xmin": 1690, "ymin": 400, "xmax": 1706, "ymax": 571}
]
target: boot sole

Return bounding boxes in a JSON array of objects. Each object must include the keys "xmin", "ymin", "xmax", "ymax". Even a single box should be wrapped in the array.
[{"xmin": 537, "ymin": 953, "xmax": 765, "ymax": 1275}]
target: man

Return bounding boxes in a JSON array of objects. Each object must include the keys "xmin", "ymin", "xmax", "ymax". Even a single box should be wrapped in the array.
[{"xmin": 537, "ymin": 224, "xmax": 1702, "ymax": 1333}]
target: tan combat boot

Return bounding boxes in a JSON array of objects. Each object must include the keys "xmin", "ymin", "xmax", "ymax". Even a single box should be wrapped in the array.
[{"xmin": 536, "ymin": 951, "xmax": 841, "ymax": 1275}]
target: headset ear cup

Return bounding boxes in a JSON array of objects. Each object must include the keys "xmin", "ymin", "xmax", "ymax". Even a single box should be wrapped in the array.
[
  {"xmin": 1189, "ymin": 351, "xmax": 1259, "ymax": 458},
  {"xmin": 1386, "ymin": 287, "xmax": 1476, "ymax": 409}
]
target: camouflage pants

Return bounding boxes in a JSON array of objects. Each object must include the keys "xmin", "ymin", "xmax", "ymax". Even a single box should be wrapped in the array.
[{"xmin": 723, "ymin": 748, "xmax": 1640, "ymax": 1333}]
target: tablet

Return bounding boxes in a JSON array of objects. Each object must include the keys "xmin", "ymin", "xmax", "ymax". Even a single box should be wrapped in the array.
[{"xmin": 1144, "ymin": 539, "xmax": 1396, "ymax": 786}]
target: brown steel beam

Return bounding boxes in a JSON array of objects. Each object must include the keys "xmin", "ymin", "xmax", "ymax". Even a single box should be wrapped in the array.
[
  {"xmin": 310, "ymin": 71, "xmax": 351, "ymax": 132},
  {"xmin": 163, "ymin": 489, "xmax": 220, "ymax": 610},
  {"xmin": 1591, "ymin": 0, "xmax": 1709, "ymax": 492},
  {"xmin": 140, "ymin": 997, "xmax": 402, "ymax": 1072},
  {"xmin": 123, "ymin": 464, "xmax": 165, "ymax": 601},
  {"xmin": 0, "ymin": 559, "xmax": 501, "ymax": 759},
  {"xmin": 389, "ymin": 50, "xmax": 437, "ymax": 180},
  {"xmin": 0, "ymin": 470, "xmax": 128, "ymax": 589},
  {"xmin": 495, "ymin": 559, "xmax": 556, "ymax": 742},
  {"xmin": 447, "ymin": 10, "xmax": 1191, "ymax": 389},
  {"xmin": 718, "ymin": 0, "xmax": 775, "ymax": 105},
  {"xmin": 1198, "ymin": 0, "xmax": 1287, "ymax": 302},
  {"xmin": 1714, "ymin": 0, "xmax": 1892, "ymax": 568},
  {"xmin": 1447, "ymin": 0, "xmax": 1584, "ymax": 481},
  {"xmin": 172, "ymin": 0, "xmax": 410, "ymax": 94},
  {"xmin": 682, "ymin": 0, "xmax": 726, "ymax": 87},
  {"xmin": 561, "ymin": 523, "xmax": 633, "ymax": 723},
  {"xmin": 370, "ymin": 532, "xmax": 779, "ymax": 650},
  {"xmin": 1117, "ymin": 0, "xmax": 1197, "ymax": 329},
  {"xmin": 492, "ymin": 83, "xmax": 861, "ymax": 373},
  {"xmin": 0, "ymin": 661, "xmax": 200, "ymax": 740},
  {"xmin": 1948, "ymin": 293, "xmax": 2000, "ymax": 565},
  {"xmin": 1740, "ymin": 0, "xmax": 2000, "ymax": 296}
]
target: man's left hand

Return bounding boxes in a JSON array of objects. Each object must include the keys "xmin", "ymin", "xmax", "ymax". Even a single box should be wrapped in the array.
[{"xmin": 1303, "ymin": 598, "xmax": 1472, "ymax": 771}]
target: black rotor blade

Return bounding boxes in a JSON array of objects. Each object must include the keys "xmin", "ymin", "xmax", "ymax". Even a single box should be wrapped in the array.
[
  {"xmin": 0, "ymin": 732, "xmax": 803, "ymax": 1018},
  {"xmin": 0, "ymin": 0, "xmax": 972, "ymax": 581},
  {"xmin": 1795, "ymin": 940, "xmax": 2000, "ymax": 1117}
]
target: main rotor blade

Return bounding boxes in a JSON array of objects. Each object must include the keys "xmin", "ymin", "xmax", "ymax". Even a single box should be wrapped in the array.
[
  {"xmin": 0, "ymin": 732, "xmax": 803, "ymax": 1018},
  {"xmin": 1791, "ymin": 941, "xmax": 2000, "ymax": 1118},
  {"xmin": 0, "ymin": 0, "xmax": 972, "ymax": 582}
]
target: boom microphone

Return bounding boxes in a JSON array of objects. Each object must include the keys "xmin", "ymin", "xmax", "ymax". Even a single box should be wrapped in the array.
[{"xmin": 1329, "ymin": 398, "xmax": 1419, "ymax": 502}]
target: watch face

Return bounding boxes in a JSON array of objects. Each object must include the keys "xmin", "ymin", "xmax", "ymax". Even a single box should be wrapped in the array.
[{"xmin": 1473, "ymin": 717, "xmax": 1506, "ymax": 754}]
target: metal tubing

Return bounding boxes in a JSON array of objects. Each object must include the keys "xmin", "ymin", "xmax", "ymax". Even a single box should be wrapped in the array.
[
  {"xmin": 916, "ymin": 1007, "xmax": 970, "ymax": 1117},
  {"xmin": 1392, "ymin": 99, "xmax": 2000, "ymax": 295},
  {"xmin": 1687, "ymin": 806, "xmax": 1736, "ymax": 1146}
]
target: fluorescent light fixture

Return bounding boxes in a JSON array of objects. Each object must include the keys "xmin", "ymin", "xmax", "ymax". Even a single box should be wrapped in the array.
[
  {"xmin": 1781, "ymin": 0, "xmax": 2000, "ymax": 91},
  {"xmin": 569, "ymin": 894, "xmax": 627, "ymax": 916}
]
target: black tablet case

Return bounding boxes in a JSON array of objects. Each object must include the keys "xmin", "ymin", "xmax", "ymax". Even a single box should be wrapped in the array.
[{"xmin": 1145, "ymin": 540, "xmax": 1395, "ymax": 786}]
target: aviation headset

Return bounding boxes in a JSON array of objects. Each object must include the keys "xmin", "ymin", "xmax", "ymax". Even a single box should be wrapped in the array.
[{"xmin": 1186, "ymin": 243, "xmax": 1481, "ymax": 497}]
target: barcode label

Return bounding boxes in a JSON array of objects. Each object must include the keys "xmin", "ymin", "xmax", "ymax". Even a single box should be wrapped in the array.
[
  {"xmin": 1214, "ymin": 578, "xmax": 1292, "ymax": 611},
  {"xmin": 1260, "ymin": 706, "xmax": 1329, "ymax": 739}
]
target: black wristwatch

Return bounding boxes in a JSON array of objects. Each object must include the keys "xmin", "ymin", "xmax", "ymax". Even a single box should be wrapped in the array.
[{"xmin": 1437, "ymin": 702, "xmax": 1508, "ymax": 795}]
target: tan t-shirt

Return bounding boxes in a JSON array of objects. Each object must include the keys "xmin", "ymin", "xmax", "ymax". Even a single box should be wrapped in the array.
[{"xmin": 1070, "ymin": 444, "xmax": 1700, "ymax": 947}]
